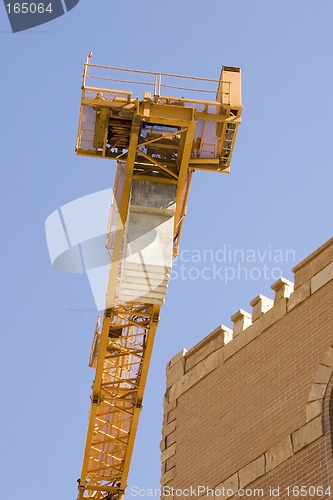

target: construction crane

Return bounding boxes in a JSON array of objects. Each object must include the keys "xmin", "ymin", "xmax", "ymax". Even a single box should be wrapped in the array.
[{"xmin": 75, "ymin": 53, "xmax": 242, "ymax": 500}]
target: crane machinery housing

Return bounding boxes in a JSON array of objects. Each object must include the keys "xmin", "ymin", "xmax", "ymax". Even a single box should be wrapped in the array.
[{"xmin": 75, "ymin": 54, "xmax": 242, "ymax": 500}]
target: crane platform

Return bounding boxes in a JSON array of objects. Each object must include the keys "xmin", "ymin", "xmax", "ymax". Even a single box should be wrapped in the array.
[{"xmin": 75, "ymin": 54, "xmax": 241, "ymax": 499}]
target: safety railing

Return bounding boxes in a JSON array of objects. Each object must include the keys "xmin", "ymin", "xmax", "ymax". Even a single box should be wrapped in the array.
[{"xmin": 82, "ymin": 54, "xmax": 231, "ymax": 104}]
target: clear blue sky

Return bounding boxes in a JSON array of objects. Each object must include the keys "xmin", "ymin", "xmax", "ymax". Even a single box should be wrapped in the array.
[{"xmin": 1, "ymin": 1, "xmax": 332, "ymax": 499}]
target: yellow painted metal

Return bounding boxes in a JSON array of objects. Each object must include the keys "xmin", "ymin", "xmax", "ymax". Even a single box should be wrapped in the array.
[
  {"xmin": 75, "ymin": 54, "xmax": 242, "ymax": 499},
  {"xmin": 78, "ymin": 303, "xmax": 159, "ymax": 500}
]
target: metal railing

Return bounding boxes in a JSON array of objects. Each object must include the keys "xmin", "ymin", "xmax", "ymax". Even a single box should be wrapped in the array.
[{"xmin": 82, "ymin": 53, "xmax": 231, "ymax": 104}]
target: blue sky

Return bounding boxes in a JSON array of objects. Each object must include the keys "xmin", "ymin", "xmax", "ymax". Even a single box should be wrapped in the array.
[{"xmin": 1, "ymin": 1, "xmax": 332, "ymax": 499}]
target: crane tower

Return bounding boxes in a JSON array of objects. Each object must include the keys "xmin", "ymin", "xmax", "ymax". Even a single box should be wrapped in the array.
[{"xmin": 75, "ymin": 54, "xmax": 242, "ymax": 499}]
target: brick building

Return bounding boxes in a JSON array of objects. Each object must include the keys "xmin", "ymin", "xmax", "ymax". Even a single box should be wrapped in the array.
[{"xmin": 160, "ymin": 237, "xmax": 333, "ymax": 499}]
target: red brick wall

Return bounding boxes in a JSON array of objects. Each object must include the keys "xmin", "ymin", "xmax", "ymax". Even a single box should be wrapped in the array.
[
  {"xmin": 231, "ymin": 437, "xmax": 329, "ymax": 499},
  {"xmin": 161, "ymin": 238, "xmax": 333, "ymax": 498}
]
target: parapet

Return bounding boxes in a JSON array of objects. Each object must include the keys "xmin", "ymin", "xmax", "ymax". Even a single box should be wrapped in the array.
[{"xmin": 166, "ymin": 236, "xmax": 333, "ymax": 386}]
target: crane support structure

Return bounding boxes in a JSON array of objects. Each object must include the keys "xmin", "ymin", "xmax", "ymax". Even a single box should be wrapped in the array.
[{"xmin": 75, "ymin": 54, "xmax": 242, "ymax": 499}]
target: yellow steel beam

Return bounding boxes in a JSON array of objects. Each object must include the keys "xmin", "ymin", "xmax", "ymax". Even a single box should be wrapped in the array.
[
  {"xmin": 105, "ymin": 116, "xmax": 141, "ymax": 310},
  {"xmin": 120, "ymin": 304, "xmax": 160, "ymax": 490},
  {"xmin": 79, "ymin": 315, "xmax": 112, "ymax": 485},
  {"xmin": 132, "ymin": 174, "xmax": 177, "ymax": 185},
  {"xmin": 138, "ymin": 150, "xmax": 179, "ymax": 180},
  {"xmin": 139, "ymin": 127, "xmax": 188, "ymax": 148},
  {"xmin": 173, "ymin": 121, "xmax": 196, "ymax": 254}
]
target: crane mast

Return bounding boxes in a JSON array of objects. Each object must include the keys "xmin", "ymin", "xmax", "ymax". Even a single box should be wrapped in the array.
[{"xmin": 75, "ymin": 54, "xmax": 242, "ymax": 499}]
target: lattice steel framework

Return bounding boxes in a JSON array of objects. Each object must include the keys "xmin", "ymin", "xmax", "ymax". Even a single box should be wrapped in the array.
[
  {"xmin": 78, "ymin": 303, "xmax": 159, "ymax": 499},
  {"xmin": 75, "ymin": 54, "xmax": 242, "ymax": 499}
]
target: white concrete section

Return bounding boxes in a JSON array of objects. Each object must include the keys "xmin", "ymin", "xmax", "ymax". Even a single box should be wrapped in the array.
[
  {"xmin": 125, "ymin": 212, "xmax": 174, "ymax": 268},
  {"xmin": 118, "ymin": 180, "xmax": 176, "ymax": 305},
  {"xmin": 119, "ymin": 212, "xmax": 173, "ymax": 304}
]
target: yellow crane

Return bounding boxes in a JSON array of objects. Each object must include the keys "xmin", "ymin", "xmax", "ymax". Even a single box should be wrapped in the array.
[{"xmin": 75, "ymin": 53, "xmax": 242, "ymax": 499}]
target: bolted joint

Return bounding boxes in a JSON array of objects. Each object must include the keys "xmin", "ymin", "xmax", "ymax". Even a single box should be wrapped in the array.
[
  {"xmin": 153, "ymin": 313, "xmax": 160, "ymax": 323},
  {"xmin": 92, "ymin": 393, "xmax": 102, "ymax": 404}
]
